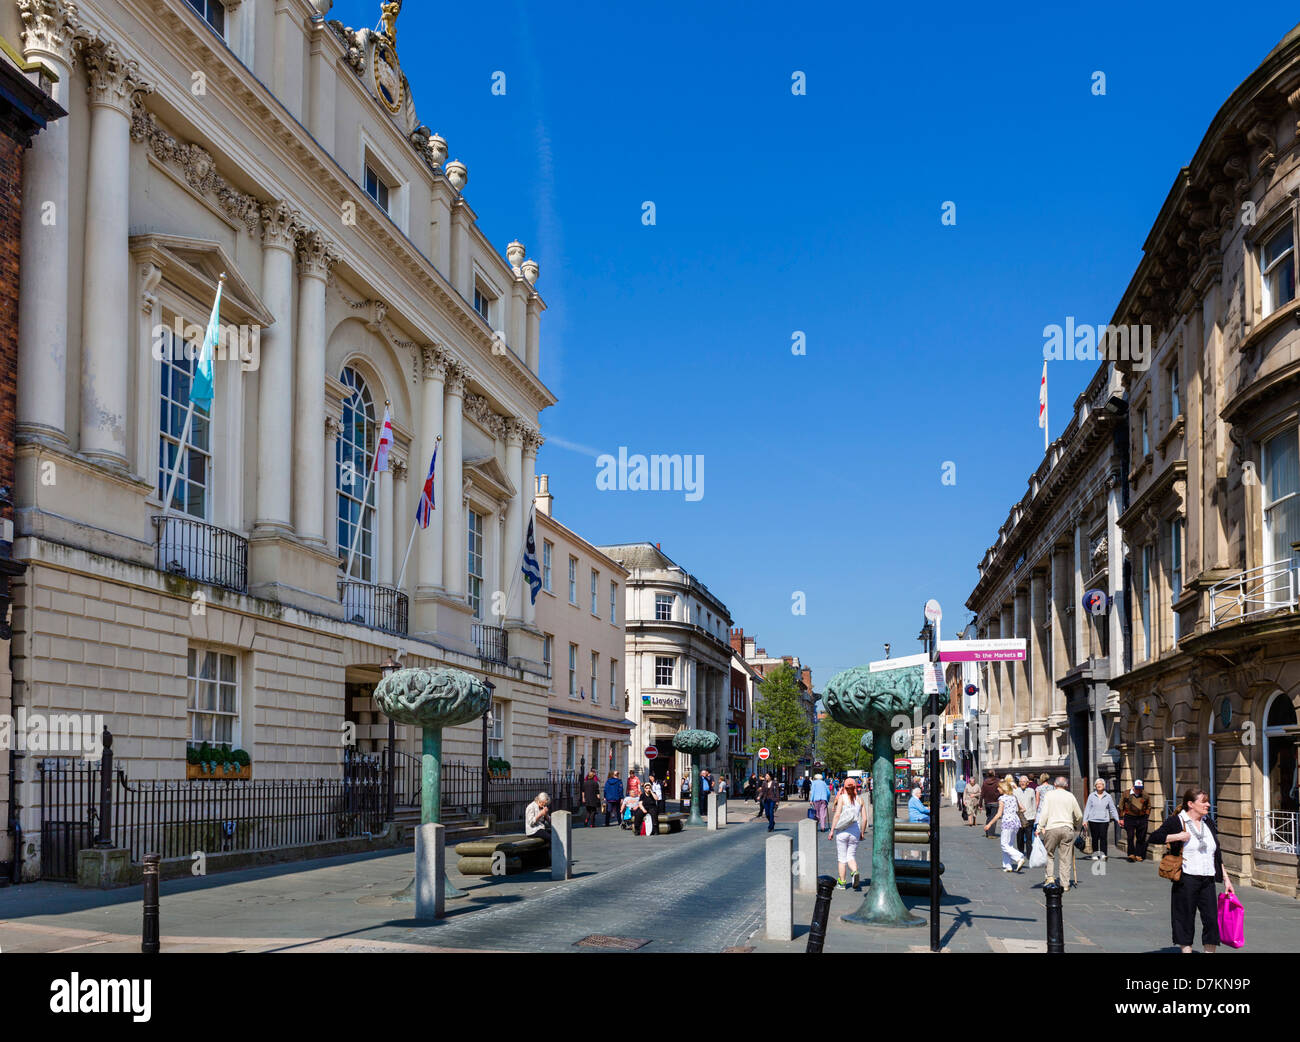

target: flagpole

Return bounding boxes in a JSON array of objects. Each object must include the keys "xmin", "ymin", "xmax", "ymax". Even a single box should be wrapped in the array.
[
  {"xmin": 344, "ymin": 399, "xmax": 389, "ymax": 581},
  {"xmin": 498, "ymin": 502, "xmax": 536, "ymax": 626},
  {"xmin": 394, "ymin": 436, "xmax": 438, "ymax": 592},
  {"xmin": 161, "ymin": 273, "xmax": 224, "ymax": 515}
]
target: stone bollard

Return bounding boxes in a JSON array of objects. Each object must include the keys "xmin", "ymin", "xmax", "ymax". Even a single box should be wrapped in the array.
[
  {"xmin": 415, "ymin": 822, "xmax": 445, "ymax": 920},
  {"xmin": 796, "ymin": 817, "xmax": 817, "ymax": 893},
  {"xmin": 765, "ymin": 833, "xmax": 793, "ymax": 941},
  {"xmin": 707, "ymin": 793, "xmax": 719, "ymax": 830},
  {"xmin": 551, "ymin": 810, "xmax": 572, "ymax": 880},
  {"xmin": 718, "ymin": 792, "xmax": 727, "ymax": 829}
]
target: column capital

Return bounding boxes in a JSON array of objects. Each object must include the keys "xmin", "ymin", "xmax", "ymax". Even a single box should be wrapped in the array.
[
  {"xmin": 138, "ymin": 261, "xmax": 162, "ymax": 315},
  {"xmin": 421, "ymin": 345, "xmax": 449, "ymax": 380},
  {"xmin": 504, "ymin": 417, "xmax": 526, "ymax": 448},
  {"xmin": 445, "ymin": 361, "xmax": 468, "ymax": 397},
  {"xmin": 81, "ymin": 37, "xmax": 152, "ymax": 114},
  {"xmin": 391, "ymin": 457, "xmax": 408, "ymax": 482},
  {"xmin": 522, "ymin": 426, "xmax": 544, "ymax": 457},
  {"xmin": 260, "ymin": 201, "xmax": 302, "ymax": 251},
  {"xmin": 18, "ymin": 0, "xmax": 79, "ymax": 65},
  {"xmin": 296, "ymin": 227, "xmax": 339, "ymax": 279},
  {"xmin": 325, "ymin": 415, "xmax": 343, "ymax": 438}
]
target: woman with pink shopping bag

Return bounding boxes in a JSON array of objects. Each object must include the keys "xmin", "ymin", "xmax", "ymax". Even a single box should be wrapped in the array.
[
  {"xmin": 1217, "ymin": 892, "xmax": 1245, "ymax": 948},
  {"xmin": 1149, "ymin": 788, "xmax": 1236, "ymax": 953}
]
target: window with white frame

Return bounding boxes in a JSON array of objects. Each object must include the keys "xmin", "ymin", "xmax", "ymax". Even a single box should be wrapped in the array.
[
  {"xmin": 609, "ymin": 581, "xmax": 617, "ymax": 623},
  {"xmin": 1140, "ymin": 407, "xmax": 1150, "ymax": 457},
  {"xmin": 158, "ymin": 323, "xmax": 211, "ymax": 520},
  {"xmin": 1168, "ymin": 362, "xmax": 1181, "ymax": 422},
  {"xmin": 488, "ymin": 699, "xmax": 505, "ymax": 759},
  {"xmin": 364, "ymin": 163, "xmax": 390, "ymax": 212},
  {"xmin": 187, "ymin": 647, "xmax": 238, "ymax": 748},
  {"xmin": 1261, "ymin": 222, "xmax": 1296, "ymax": 318},
  {"xmin": 655, "ymin": 655, "xmax": 675, "ymax": 687},
  {"xmin": 184, "ymin": 0, "xmax": 225, "ymax": 34},
  {"xmin": 1262, "ymin": 693, "xmax": 1299, "ymax": 822},
  {"xmin": 467, "ymin": 510, "xmax": 484, "ymax": 619},
  {"xmin": 655, "ymin": 593, "xmax": 673, "ymax": 621},
  {"xmin": 337, "ymin": 367, "xmax": 376, "ymax": 581},
  {"xmin": 473, "ymin": 281, "xmax": 495, "ymax": 324},
  {"xmin": 542, "ymin": 540, "xmax": 553, "ymax": 592},
  {"xmin": 568, "ymin": 643, "xmax": 578, "ymax": 697},
  {"xmin": 1263, "ymin": 428, "xmax": 1300, "ymax": 579},
  {"xmin": 590, "ymin": 651, "xmax": 599, "ymax": 702},
  {"xmin": 1141, "ymin": 544, "xmax": 1153, "ymax": 659},
  {"xmin": 1169, "ymin": 518, "xmax": 1184, "ymax": 642},
  {"xmin": 565, "ymin": 736, "xmax": 576, "ymax": 771},
  {"xmin": 590, "ymin": 568, "xmax": 599, "ymax": 614},
  {"xmin": 543, "ymin": 634, "xmax": 552, "ymax": 680},
  {"xmin": 610, "ymin": 658, "xmax": 618, "ymax": 706}
]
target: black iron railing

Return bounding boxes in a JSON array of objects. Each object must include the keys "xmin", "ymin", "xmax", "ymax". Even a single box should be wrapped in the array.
[
  {"xmin": 36, "ymin": 756, "xmax": 385, "ymax": 879},
  {"xmin": 339, "ymin": 580, "xmax": 409, "ymax": 635},
  {"xmin": 388, "ymin": 759, "xmax": 577, "ymax": 821},
  {"xmin": 152, "ymin": 515, "xmax": 248, "ymax": 593},
  {"xmin": 472, "ymin": 622, "xmax": 509, "ymax": 665}
]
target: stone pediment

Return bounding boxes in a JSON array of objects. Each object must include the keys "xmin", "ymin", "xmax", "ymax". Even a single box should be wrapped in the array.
[
  {"xmin": 464, "ymin": 453, "xmax": 516, "ymax": 501},
  {"xmin": 129, "ymin": 233, "xmax": 273, "ymax": 327}
]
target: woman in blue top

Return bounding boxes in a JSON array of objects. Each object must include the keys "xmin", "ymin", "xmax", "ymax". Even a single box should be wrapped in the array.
[{"xmin": 907, "ymin": 787, "xmax": 930, "ymax": 823}]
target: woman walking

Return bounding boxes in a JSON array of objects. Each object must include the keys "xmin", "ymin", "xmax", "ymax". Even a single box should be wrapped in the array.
[
  {"xmin": 1149, "ymin": 788, "xmax": 1236, "ymax": 953},
  {"xmin": 962, "ymin": 776, "xmax": 982, "ymax": 826},
  {"xmin": 1083, "ymin": 778, "xmax": 1120, "ymax": 860},
  {"xmin": 984, "ymin": 777, "xmax": 1026, "ymax": 871},
  {"xmin": 827, "ymin": 777, "xmax": 868, "ymax": 890}
]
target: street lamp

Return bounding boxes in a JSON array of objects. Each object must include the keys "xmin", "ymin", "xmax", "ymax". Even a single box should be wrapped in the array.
[
  {"xmin": 379, "ymin": 655, "xmax": 399, "ymax": 819},
  {"xmin": 480, "ymin": 679, "xmax": 496, "ymax": 816}
]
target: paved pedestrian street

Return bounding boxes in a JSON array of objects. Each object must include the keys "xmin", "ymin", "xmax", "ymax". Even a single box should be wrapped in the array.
[{"xmin": 3, "ymin": 802, "xmax": 1297, "ymax": 954}]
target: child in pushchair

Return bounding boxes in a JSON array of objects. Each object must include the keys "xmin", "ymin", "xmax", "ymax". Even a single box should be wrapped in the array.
[{"xmin": 620, "ymin": 794, "xmax": 637, "ymax": 830}]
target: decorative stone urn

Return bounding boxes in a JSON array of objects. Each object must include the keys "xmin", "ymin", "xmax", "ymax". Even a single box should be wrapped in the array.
[
  {"xmin": 506, "ymin": 240, "xmax": 525, "ymax": 272},
  {"xmin": 823, "ymin": 664, "xmax": 946, "ymax": 927},
  {"xmin": 428, "ymin": 133, "xmax": 448, "ymax": 169},
  {"xmin": 520, "ymin": 258, "xmax": 539, "ymax": 285},
  {"xmin": 373, "ymin": 666, "xmax": 493, "ymax": 901},
  {"xmin": 672, "ymin": 729, "xmax": 720, "ymax": 827},
  {"xmin": 445, "ymin": 159, "xmax": 468, "ymax": 191}
]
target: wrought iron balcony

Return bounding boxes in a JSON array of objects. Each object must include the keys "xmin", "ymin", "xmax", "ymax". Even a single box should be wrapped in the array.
[
  {"xmin": 472, "ymin": 622, "xmax": 509, "ymax": 665},
  {"xmin": 339, "ymin": 580, "xmax": 409, "ymax": 635},
  {"xmin": 152, "ymin": 515, "xmax": 248, "ymax": 593},
  {"xmin": 1208, "ymin": 561, "xmax": 1298, "ymax": 629}
]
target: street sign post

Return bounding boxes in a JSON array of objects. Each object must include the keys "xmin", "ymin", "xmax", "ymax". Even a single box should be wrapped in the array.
[
  {"xmin": 936, "ymin": 638, "xmax": 1026, "ymax": 662},
  {"xmin": 758, "ymin": 747, "xmax": 770, "ymax": 761},
  {"xmin": 644, "ymin": 745, "xmax": 658, "ymax": 760}
]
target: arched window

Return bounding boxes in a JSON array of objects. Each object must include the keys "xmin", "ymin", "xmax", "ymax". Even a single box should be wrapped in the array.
[
  {"xmin": 1262, "ymin": 693, "xmax": 1299, "ymax": 817},
  {"xmin": 337, "ymin": 367, "xmax": 376, "ymax": 581}
]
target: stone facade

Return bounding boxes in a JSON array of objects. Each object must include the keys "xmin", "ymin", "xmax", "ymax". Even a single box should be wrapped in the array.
[{"xmin": 3, "ymin": 0, "xmax": 553, "ymax": 878}]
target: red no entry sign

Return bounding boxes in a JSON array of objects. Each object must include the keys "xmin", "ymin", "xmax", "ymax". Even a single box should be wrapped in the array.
[
  {"xmin": 644, "ymin": 745, "xmax": 658, "ymax": 759},
  {"xmin": 758, "ymin": 748, "xmax": 770, "ymax": 760}
]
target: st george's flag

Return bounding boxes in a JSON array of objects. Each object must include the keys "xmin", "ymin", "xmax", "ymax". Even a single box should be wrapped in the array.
[
  {"xmin": 1038, "ymin": 362, "xmax": 1047, "ymax": 430},
  {"xmin": 415, "ymin": 444, "xmax": 437, "ymax": 528},
  {"xmin": 521, "ymin": 510, "xmax": 542, "ymax": 604},
  {"xmin": 373, "ymin": 406, "xmax": 394, "ymax": 473}
]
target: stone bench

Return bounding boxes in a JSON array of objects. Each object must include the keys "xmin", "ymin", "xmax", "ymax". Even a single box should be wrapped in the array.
[
  {"xmin": 657, "ymin": 813, "xmax": 688, "ymax": 835},
  {"xmin": 454, "ymin": 834, "xmax": 549, "ymax": 876}
]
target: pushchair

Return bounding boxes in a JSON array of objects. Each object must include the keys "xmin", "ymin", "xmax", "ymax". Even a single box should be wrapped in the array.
[{"xmin": 620, "ymin": 797, "xmax": 636, "ymax": 830}]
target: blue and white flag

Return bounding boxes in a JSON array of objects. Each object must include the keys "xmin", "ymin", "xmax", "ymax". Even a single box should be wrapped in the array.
[
  {"xmin": 521, "ymin": 510, "xmax": 542, "ymax": 605},
  {"xmin": 191, "ymin": 276, "xmax": 223, "ymax": 413}
]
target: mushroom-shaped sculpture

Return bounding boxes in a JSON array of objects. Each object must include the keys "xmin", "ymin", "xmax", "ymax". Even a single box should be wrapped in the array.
[
  {"xmin": 672, "ymin": 728, "xmax": 719, "ymax": 826},
  {"xmin": 823, "ymin": 664, "xmax": 947, "ymax": 927},
  {"xmin": 373, "ymin": 666, "xmax": 493, "ymax": 903}
]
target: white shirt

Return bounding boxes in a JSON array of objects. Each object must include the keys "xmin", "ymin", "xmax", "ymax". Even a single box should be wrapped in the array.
[
  {"xmin": 1180, "ymin": 812, "xmax": 1217, "ymax": 876},
  {"xmin": 650, "ymin": 781, "xmax": 662, "ymax": 800}
]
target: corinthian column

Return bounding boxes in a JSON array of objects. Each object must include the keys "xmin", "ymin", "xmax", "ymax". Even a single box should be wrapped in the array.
[
  {"xmin": 255, "ymin": 202, "xmax": 300, "ymax": 532},
  {"xmin": 292, "ymin": 228, "xmax": 337, "ymax": 543},
  {"xmin": 503, "ymin": 420, "xmax": 525, "ymax": 624},
  {"xmin": 441, "ymin": 364, "xmax": 466, "ymax": 598},
  {"xmin": 521, "ymin": 429, "xmax": 541, "ymax": 628},
  {"xmin": 417, "ymin": 347, "xmax": 446, "ymax": 590},
  {"xmin": 17, "ymin": 0, "xmax": 76, "ymax": 445},
  {"xmin": 79, "ymin": 39, "xmax": 151, "ymax": 465}
]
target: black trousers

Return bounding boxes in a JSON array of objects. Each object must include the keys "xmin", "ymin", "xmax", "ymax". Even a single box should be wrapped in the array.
[
  {"xmin": 1171, "ymin": 873, "xmax": 1220, "ymax": 947},
  {"xmin": 1125, "ymin": 817, "xmax": 1148, "ymax": 859},
  {"xmin": 1088, "ymin": 821, "xmax": 1109, "ymax": 856},
  {"xmin": 1018, "ymin": 824, "xmax": 1034, "ymax": 855},
  {"xmin": 604, "ymin": 800, "xmax": 619, "ymax": 826},
  {"xmin": 985, "ymin": 803, "xmax": 998, "ymax": 828}
]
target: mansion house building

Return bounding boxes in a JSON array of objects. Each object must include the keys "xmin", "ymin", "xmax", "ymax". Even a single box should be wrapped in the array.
[{"xmin": 6, "ymin": 0, "xmax": 553, "ymax": 875}]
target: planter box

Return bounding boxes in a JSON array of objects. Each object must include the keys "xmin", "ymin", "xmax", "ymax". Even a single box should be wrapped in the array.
[
  {"xmin": 186, "ymin": 764, "xmax": 252, "ymax": 780},
  {"xmin": 488, "ymin": 769, "xmax": 512, "ymax": 780}
]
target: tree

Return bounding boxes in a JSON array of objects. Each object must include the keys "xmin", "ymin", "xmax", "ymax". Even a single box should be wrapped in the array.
[
  {"xmin": 748, "ymin": 664, "xmax": 813, "ymax": 769},
  {"xmin": 817, "ymin": 717, "xmax": 868, "ymax": 773}
]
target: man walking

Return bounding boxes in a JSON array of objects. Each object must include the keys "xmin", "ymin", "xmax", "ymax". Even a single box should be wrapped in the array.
[
  {"xmin": 1036, "ymin": 776, "xmax": 1084, "ymax": 890},
  {"xmin": 979, "ymin": 771, "xmax": 1000, "ymax": 834},
  {"xmin": 1015, "ymin": 775, "xmax": 1037, "ymax": 856},
  {"xmin": 1119, "ymin": 779, "xmax": 1152, "ymax": 862},
  {"xmin": 760, "ymin": 772, "xmax": 778, "ymax": 831},
  {"xmin": 810, "ymin": 773, "xmax": 830, "ymax": 831},
  {"xmin": 603, "ymin": 770, "xmax": 624, "ymax": 826}
]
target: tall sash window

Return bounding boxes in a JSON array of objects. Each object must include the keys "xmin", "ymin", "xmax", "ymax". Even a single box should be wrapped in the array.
[{"xmin": 337, "ymin": 368, "xmax": 377, "ymax": 581}]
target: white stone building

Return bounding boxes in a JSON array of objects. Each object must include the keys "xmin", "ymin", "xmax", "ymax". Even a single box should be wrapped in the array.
[
  {"xmin": 5, "ymin": 0, "xmax": 554, "ymax": 876},
  {"xmin": 596, "ymin": 543, "xmax": 733, "ymax": 789}
]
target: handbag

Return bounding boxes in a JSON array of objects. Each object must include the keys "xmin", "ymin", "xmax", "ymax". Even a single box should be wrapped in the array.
[
  {"xmin": 1216, "ymin": 893, "xmax": 1244, "ymax": 948},
  {"xmin": 1158, "ymin": 851, "xmax": 1183, "ymax": 881},
  {"xmin": 807, "ymin": 807, "xmax": 817, "ymax": 819},
  {"xmin": 1074, "ymin": 832, "xmax": 1087, "ymax": 852}
]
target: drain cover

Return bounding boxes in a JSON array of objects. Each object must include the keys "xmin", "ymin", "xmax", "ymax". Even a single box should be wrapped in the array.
[{"xmin": 574, "ymin": 934, "xmax": 650, "ymax": 951}]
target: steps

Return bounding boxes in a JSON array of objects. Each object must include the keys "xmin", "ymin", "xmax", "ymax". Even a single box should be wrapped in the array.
[{"xmin": 390, "ymin": 805, "xmax": 491, "ymax": 844}]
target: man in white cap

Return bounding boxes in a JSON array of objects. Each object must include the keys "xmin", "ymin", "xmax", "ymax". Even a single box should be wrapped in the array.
[{"xmin": 1119, "ymin": 778, "xmax": 1152, "ymax": 862}]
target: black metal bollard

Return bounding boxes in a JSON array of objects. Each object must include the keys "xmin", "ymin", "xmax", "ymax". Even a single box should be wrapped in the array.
[
  {"xmin": 94, "ymin": 727, "xmax": 114, "ymax": 848},
  {"xmin": 141, "ymin": 853, "xmax": 160, "ymax": 954},
  {"xmin": 806, "ymin": 875, "xmax": 838, "ymax": 953},
  {"xmin": 1044, "ymin": 882, "xmax": 1064, "ymax": 953}
]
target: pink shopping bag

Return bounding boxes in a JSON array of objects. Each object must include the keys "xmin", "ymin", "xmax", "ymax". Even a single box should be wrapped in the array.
[{"xmin": 1216, "ymin": 892, "xmax": 1244, "ymax": 948}]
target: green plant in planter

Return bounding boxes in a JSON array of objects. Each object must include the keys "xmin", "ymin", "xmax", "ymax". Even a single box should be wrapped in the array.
[
  {"xmin": 230, "ymin": 749, "xmax": 251, "ymax": 768},
  {"xmin": 186, "ymin": 747, "xmax": 201, "ymax": 766}
]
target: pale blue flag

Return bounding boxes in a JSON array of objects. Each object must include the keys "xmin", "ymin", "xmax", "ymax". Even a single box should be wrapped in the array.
[{"xmin": 191, "ymin": 277, "xmax": 223, "ymax": 412}]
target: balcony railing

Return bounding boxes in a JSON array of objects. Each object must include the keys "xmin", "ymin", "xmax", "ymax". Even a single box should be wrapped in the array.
[
  {"xmin": 1209, "ymin": 561, "xmax": 1298, "ymax": 629},
  {"xmin": 1255, "ymin": 809, "xmax": 1298, "ymax": 855},
  {"xmin": 152, "ymin": 515, "xmax": 248, "ymax": 593},
  {"xmin": 472, "ymin": 622, "xmax": 508, "ymax": 665},
  {"xmin": 339, "ymin": 580, "xmax": 409, "ymax": 635}
]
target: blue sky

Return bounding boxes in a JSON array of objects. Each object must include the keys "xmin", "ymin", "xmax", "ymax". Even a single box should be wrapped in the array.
[{"xmin": 336, "ymin": 0, "xmax": 1299, "ymax": 683}]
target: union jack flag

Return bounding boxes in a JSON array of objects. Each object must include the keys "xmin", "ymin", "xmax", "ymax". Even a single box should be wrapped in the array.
[{"xmin": 415, "ymin": 444, "xmax": 437, "ymax": 528}]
